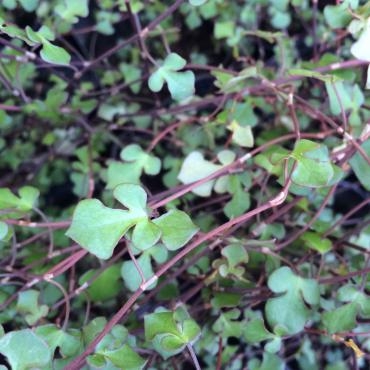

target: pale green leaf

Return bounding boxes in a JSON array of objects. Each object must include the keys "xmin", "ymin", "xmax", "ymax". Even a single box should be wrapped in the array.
[
  {"xmin": 121, "ymin": 253, "xmax": 154, "ymax": 292},
  {"xmin": 66, "ymin": 199, "xmax": 136, "ymax": 260},
  {"xmin": 177, "ymin": 151, "xmax": 221, "ymax": 196},
  {"xmin": 0, "ymin": 330, "xmax": 51, "ymax": 369},
  {"xmin": 153, "ymin": 210, "xmax": 199, "ymax": 250},
  {"xmin": 349, "ymin": 140, "xmax": 370, "ymax": 191},
  {"xmin": 148, "ymin": 53, "xmax": 195, "ymax": 101},
  {"xmin": 189, "ymin": 0, "xmax": 207, "ymax": 6},
  {"xmin": 265, "ymin": 267, "xmax": 319, "ymax": 334},
  {"xmin": 40, "ymin": 39, "xmax": 71, "ymax": 65},
  {"xmin": 132, "ymin": 220, "xmax": 162, "ymax": 250},
  {"xmin": 55, "ymin": 0, "xmax": 89, "ymax": 23},
  {"xmin": 351, "ymin": 23, "xmax": 370, "ymax": 61}
]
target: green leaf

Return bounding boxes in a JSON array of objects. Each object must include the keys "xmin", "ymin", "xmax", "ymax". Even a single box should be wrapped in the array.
[
  {"xmin": 0, "ymin": 21, "xmax": 33, "ymax": 45},
  {"xmin": 121, "ymin": 252, "xmax": 155, "ymax": 291},
  {"xmin": 98, "ymin": 103, "xmax": 126, "ymax": 120},
  {"xmin": 55, "ymin": 0, "xmax": 89, "ymax": 23},
  {"xmin": 0, "ymin": 222, "xmax": 9, "ymax": 240},
  {"xmin": 177, "ymin": 151, "xmax": 222, "ymax": 196},
  {"xmin": 67, "ymin": 183, "xmax": 150, "ymax": 259},
  {"xmin": 144, "ymin": 309, "xmax": 201, "ymax": 359},
  {"xmin": 66, "ymin": 199, "xmax": 135, "ymax": 259},
  {"xmin": 211, "ymin": 292, "xmax": 242, "ymax": 308},
  {"xmin": 270, "ymin": 9, "xmax": 291, "ymax": 29},
  {"xmin": 17, "ymin": 186, "xmax": 39, "ymax": 210},
  {"xmin": 254, "ymin": 145, "xmax": 289, "ymax": 177},
  {"xmin": 212, "ymin": 309, "xmax": 242, "ymax": 338},
  {"xmin": 214, "ymin": 21, "xmax": 235, "ymax": 39},
  {"xmin": 244, "ymin": 318, "xmax": 275, "ymax": 343},
  {"xmin": 16, "ymin": 290, "xmax": 49, "ymax": 325},
  {"xmin": 120, "ymin": 63, "xmax": 142, "ymax": 94},
  {"xmin": 120, "ymin": 144, "xmax": 161, "ymax": 176},
  {"xmin": 153, "ymin": 209, "xmax": 199, "ymax": 250},
  {"xmin": 189, "ymin": 0, "xmax": 207, "ymax": 5},
  {"xmin": 337, "ymin": 284, "xmax": 370, "ymax": 317},
  {"xmin": 0, "ymin": 186, "xmax": 39, "ymax": 212},
  {"xmin": 19, "ymin": 0, "xmax": 39, "ymax": 12},
  {"xmin": 82, "ymin": 317, "xmax": 107, "ymax": 345},
  {"xmin": 3, "ymin": 0, "xmax": 16, "ymax": 9},
  {"xmin": 288, "ymin": 68, "xmax": 339, "ymax": 83},
  {"xmin": 224, "ymin": 185, "xmax": 250, "ymax": 219},
  {"xmin": 0, "ymin": 329, "xmax": 51, "ymax": 369},
  {"xmin": 148, "ymin": 53, "xmax": 195, "ymax": 101},
  {"xmin": 101, "ymin": 344, "xmax": 147, "ymax": 369},
  {"xmin": 265, "ymin": 266, "xmax": 319, "ymax": 334},
  {"xmin": 79, "ymin": 264, "xmax": 122, "ymax": 302},
  {"xmin": 35, "ymin": 325, "xmax": 81, "ymax": 358},
  {"xmin": 228, "ymin": 120, "xmax": 254, "ymax": 147},
  {"xmin": 324, "ymin": 3, "xmax": 352, "ymax": 29},
  {"xmin": 221, "ymin": 244, "xmax": 248, "ymax": 268},
  {"xmin": 132, "ymin": 219, "xmax": 162, "ymax": 250},
  {"xmin": 106, "ymin": 145, "xmax": 161, "ymax": 189},
  {"xmin": 322, "ymin": 302, "xmax": 358, "ymax": 334},
  {"xmin": 291, "ymin": 139, "xmax": 342, "ymax": 187},
  {"xmin": 301, "ymin": 231, "xmax": 332, "ymax": 254},
  {"xmin": 349, "ymin": 140, "xmax": 370, "ymax": 191},
  {"xmin": 106, "ymin": 161, "xmax": 141, "ymax": 188},
  {"xmin": 325, "ymin": 81, "xmax": 352, "ymax": 115},
  {"xmin": 25, "ymin": 25, "xmax": 71, "ymax": 65},
  {"xmin": 40, "ymin": 39, "xmax": 71, "ymax": 65},
  {"xmin": 215, "ymin": 243, "xmax": 248, "ymax": 278},
  {"xmin": 249, "ymin": 352, "xmax": 284, "ymax": 370},
  {"xmin": 145, "ymin": 311, "xmax": 181, "ymax": 340}
]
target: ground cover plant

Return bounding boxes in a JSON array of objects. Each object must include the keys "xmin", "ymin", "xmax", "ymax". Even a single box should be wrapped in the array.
[{"xmin": 0, "ymin": 0, "xmax": 370, "ymax": 369}]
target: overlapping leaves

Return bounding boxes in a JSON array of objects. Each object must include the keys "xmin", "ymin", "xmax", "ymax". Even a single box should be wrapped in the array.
[{"xmin": 67, "ymin": 184, "xmax": 198, "ymax": 260}]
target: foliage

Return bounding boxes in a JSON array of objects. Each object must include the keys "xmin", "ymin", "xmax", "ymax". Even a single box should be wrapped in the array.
[{"xmin": 0, "ymin": 0, "xmax": 369, "ymax": 369}]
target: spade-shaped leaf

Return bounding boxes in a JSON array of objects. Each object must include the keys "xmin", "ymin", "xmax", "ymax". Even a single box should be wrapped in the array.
[
  {"xmin": 120, "ymin": 144, "xmax": 161, "ymax": 176},
  {"xmin": 177, "ymin": 151, "xmax": 223, "ymax": 196},
  {"xmin": 244, "ymin": 318, "xmax": 282, "ymax": 353},
  {"xmin": 290, "ymin": 139, "xmax": 343, "ymax": 187},
  {"xmin": 106, "ymin": 144, "xmax": 161, "ymax": 189},
  {"xmin": 322, "ymin": 283, "xmax": 370, "ymax": 334},
  {"xmin": 145, "ymin": 309, "xmax": 201, "ymax": 359},
  {"xmin": 227, "ymin": 120, "xmax": 254, "ymax": 147},
  {"xmin": 322, "ymin": 302, "xmax": 358, "ymax": 334},
  {"xmin": 35, "ymin": 325, "xmax": 81, "ymax": 358},
  {"xmin": 337, "ymin": 284, "xmax": 370, "ymax": 317},
  {"xmin": 0, "ymin": 329, "xmax": 51, "ymax": 369},
  {"xmin": 113, "ymin": 183, "xmax": 147, "ymax": 216},
  {"xmin": 16, "ymin": 290, "xmax": 49, "ymax": 325},
  {"xmin": 66, "ymin": 199, "xmax": 135, "ymax": 259},
  {"xmin": 79, "ymin": 264, "xmax": 122, "ymax": 302},
  {"xmin": 55, "ymin": 0, "xmax": 89, "ymax": 24},
  {"xmin": 66, "ymin": 184, "xmax": 149, "ymax": 259},
  {"xmin": 212, "ymin": 309, "xmax": 242, "ymax": 338},
  {"xmin": 121, "ymin": 245, "xmax": 168, "ymax": 292},
  {"xmin": 121, "ymin": 253, "xmax": 153, "ymax": 292},
  {"xmin": 99, "ymin": 344, "xmax": 147, "ymax": 369},
  {"xmin": 0, "ymin": 186, "xmax": 39, "ymax": 212},
  {"xmin": 132, "ymin": 219, "xmax": 162, "ymax": 250},
  {"xmin": 148, "ymin": 53, "xmax": 195, "ymax": 101},
  {"xmin": 153, "ymin": 209, "xmax": 199, "ymax": 250},
  {"xmin": 301, "ymin": 231, "xmax": 332, "ymax": 254},
  {"xmin": 265, "ymin": 266, "xmax": 319, "ymax": 334}
]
